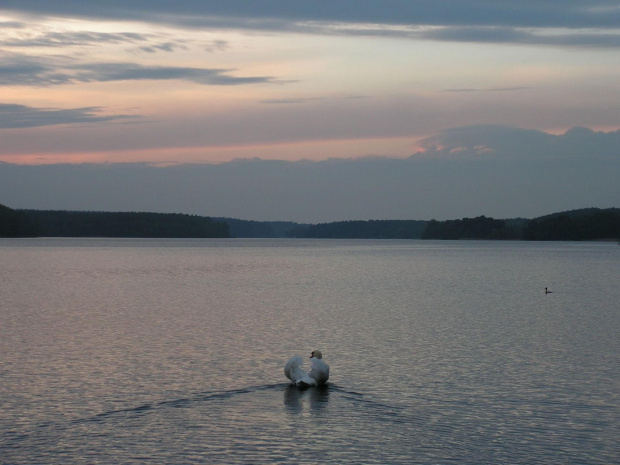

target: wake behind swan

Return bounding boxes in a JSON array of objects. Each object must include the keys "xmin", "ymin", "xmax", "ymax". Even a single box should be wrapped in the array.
[{"xmin": 284, "ymin": 350, "xmax": 329, "ymax": 387}]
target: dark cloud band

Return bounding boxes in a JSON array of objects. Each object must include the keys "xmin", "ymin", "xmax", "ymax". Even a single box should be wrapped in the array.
[
  {"xmin": 0, "ymin": 58, "xmax": 282, "ymax": 87},
  {"xmin": 0, "ymin": 103, "xmax": 137, "ymax": 128},
  {"xmin": 3, "ymin": 1, "xmax": 619, "ymax": 29},
  {"xmin": 3, "ymin": 2, "xmax": 619, "ymax": 49}
]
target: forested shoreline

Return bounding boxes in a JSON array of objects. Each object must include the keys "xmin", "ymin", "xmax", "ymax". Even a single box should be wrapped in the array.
[
  {"xmin": 4, "ymin": 209, "xmax": 230, "ymax": 238},
  {"xmin": 1, "ymin": 204, "xmax": 619, "ymax": 241},
  {"xmin": 287, "ymin": 209, "xmax": 619, "ymax": 241}
]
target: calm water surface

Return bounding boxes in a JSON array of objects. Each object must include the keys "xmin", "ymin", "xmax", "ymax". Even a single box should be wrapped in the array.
[{"xmin": 1, "ymin": 238, "xmax": 619, "ymax": 464}]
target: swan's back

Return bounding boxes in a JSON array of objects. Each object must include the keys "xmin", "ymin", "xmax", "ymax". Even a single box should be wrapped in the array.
[{"xmin": 309, "ymin": 357, "xmax": 329, "ymax": 385}]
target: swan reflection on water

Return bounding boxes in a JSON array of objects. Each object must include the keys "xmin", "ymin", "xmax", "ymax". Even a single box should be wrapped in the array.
[{"xmin": 284, "ymin": 384, "xmax": 330, "ymax": 414}]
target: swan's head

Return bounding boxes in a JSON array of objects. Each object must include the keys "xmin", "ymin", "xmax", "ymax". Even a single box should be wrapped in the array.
[{"xmin": 310, "ymin": 350, "xmax": 322, "ymax": 359}]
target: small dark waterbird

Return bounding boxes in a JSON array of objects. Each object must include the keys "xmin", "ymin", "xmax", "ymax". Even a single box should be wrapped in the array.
[{"xmin": 545, "ymin": 287, "xmax": 553, "ymax": 294}]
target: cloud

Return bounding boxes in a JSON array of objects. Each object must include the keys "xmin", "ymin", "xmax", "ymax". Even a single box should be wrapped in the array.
[
  {"xmin": 0, "ymin": 56, "xmax": 284, "ymax": 86},
  {"xmin": 137, "ymin": 42, "xmax": 188, "ymax": 53},
  {"xmin": 74, "ymin": 63, "xmax": 280, "ymax": 86},
  {"xmin": 204, "ymin": 40, "xmax": 230, "ymax": 53},
  {"xmin": 0, "ymin": 103, "xmax": 139, "ymax": 128},
  {"xmin": 417, "ymin": 26, "xmax": 620, "ymax": 49},
  {"xmin": 0, "ymin": 20, "xmax": 26, "ymax": 29},
  {"xmin": 0, "ymin": 7, "xmax": 620, "ymax": 53},
  {"xmin": 443, "ymin": 87, "xmax": 531, "ymax": 93},
  {"xmin": 0, "ymin": 56, "xmax": 70, "ymax": 86},
  {"xmin": 1, "ymin": 4, "xmax": 618, "ymax": 51},
  {"xmin": 0, "ymin": 28, "xmax": 193, "ymax": 54},
  {"xmin": 3, "ymin": 2, "xmax": 620, "ymax": 45},
  {"xmin": 308, "ymin": 24, "xmax": 620, "ymax": 49},
  {"xmin": 0, "ymin": 31, "xmax": 151, "ymax": 47},
  {"xmin": 0, "ymin": 125, "xmax": 618, "ymax": 222},
  {"xmin": 259, "ymin": 95, "xmax": 368, "ymax": 104},
  {"xmin": 260, "ymin": 98, "xmax": 316, "ymax": 105},
  {"xmin": 415, "ymin": 125, "xmax": 620, "ymax": 161},
  {"xmin": 0, "ymin": 25, "xmax": 227, "ymax": 60},
  {"xmin": 4, "ymin": 1, "xmax": 619, "ymax": 28}
]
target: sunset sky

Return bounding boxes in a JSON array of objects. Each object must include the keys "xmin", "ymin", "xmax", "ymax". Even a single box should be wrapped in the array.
[
  {"xmin": 1, "ymin": 2, "xmax": 619, "ymax": 222},
  {"xmin": 2, "ymin": 1, "xmax": 619, "ymax": 165}
]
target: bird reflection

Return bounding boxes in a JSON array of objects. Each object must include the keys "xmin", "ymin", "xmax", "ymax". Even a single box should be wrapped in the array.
[{"xmin": 284, "ymin": 384, "xmax": 330, "ymax": 414}]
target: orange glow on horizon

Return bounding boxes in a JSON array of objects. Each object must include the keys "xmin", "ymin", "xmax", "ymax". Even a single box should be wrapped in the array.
[{"xmin": 0, "ymin": 136, "xmax": 423, "ymax": 165}]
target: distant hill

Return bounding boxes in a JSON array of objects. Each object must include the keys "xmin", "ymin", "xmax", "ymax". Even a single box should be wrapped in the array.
[
  {"xmin": 0, "ymin": 204, "xmax": 39, "ymax": 237},
  {"xmin": 420, "ymin": 209, "xmax": 619, "ymax": 241},
  {"xmin": 532, "ymin": 207, "xmax": 620, "ymax": 221},
  {"xmin": 523, "ymin": 208, "xmax": 620, "ymax": 241}
]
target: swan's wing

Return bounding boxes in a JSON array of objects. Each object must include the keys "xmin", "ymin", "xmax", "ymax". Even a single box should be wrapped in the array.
[
  {"xmin": 284, "ymin": 355, "xmax": 316, "ymax": 386},
  {"xmin": 284, "ymin": 355, "xmax": 303, "ymax": 381},
  {"xmin": 309, "ymin": 358, "xmax": 330, "ymax": 385},
  {"xmin": 284, "ymin": 355, "xmax": 314, "ymax": 385}
]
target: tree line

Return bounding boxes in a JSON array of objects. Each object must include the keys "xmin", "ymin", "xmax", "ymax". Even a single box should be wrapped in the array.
[
  {"xmin": 522, "ymin": 209, "xmax": 620, "ymax": 241},
  {"xmin": 1, "ymin": 208, "xmax": 230, "ymax": 238},
  {"xmin": 0, "ymin": 204, "xmax": 39, "ymax": 237},
  {"xmin": 420, "ymin": 216, "xmax": 519, "ymax": 240},
  {"xmin": 287, "ymin": 209, "xmax": 619, "ymax": 241},
  {"xmin": 1, "ymin": 204, "xmax": 618, "ymax": 240}
]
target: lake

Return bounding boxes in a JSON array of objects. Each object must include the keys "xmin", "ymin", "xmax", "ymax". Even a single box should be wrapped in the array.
[{"xmin": 1, "ymin": 238, "xmax": 619, "ymax": 464}]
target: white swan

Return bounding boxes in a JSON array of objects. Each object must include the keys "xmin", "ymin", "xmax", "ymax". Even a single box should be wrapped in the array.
[{"xmin": 284, "ymin": 350, "xmax": 329, "ymax": 387}]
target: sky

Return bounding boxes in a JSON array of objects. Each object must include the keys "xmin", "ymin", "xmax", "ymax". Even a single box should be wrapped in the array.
[{"xmin": 0, "ymin": 1, "xmax": 619, "ymax": 222}]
